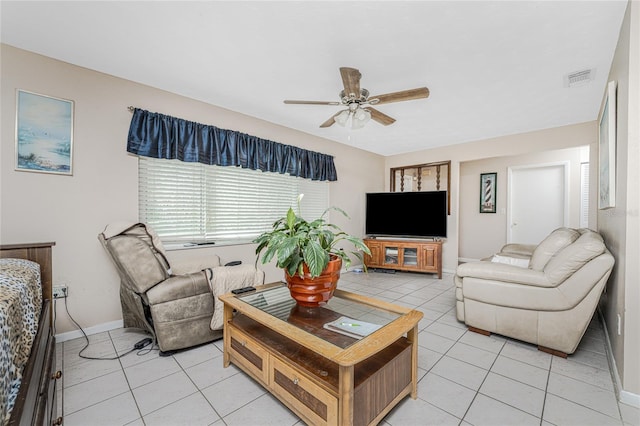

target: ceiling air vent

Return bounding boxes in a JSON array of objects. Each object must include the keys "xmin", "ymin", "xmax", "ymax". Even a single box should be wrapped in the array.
[{"xmin": 564, "ymin": 69, "xmax": 595, "ymax": 87}]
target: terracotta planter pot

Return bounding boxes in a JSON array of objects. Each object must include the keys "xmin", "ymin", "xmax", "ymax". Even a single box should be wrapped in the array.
[{"xmin": 285, "ymin": 256, "xmax": 342, "ymax": 307}]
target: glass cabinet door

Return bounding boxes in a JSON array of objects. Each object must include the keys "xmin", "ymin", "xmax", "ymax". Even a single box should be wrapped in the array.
[
  {"xmin": 384, "ymin": 247, "xmax": 399, "ymax": 265},
  {"xmin": 402, "ymin": 247, "xmax": 418, "ymax": 266}
]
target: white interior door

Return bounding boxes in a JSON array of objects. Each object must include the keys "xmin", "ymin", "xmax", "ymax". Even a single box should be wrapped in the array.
[{"xmin": 508, "ymin": 163, "xmax": 569, "ymax": 244}]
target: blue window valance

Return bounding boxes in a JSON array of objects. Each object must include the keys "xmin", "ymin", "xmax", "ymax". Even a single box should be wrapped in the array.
[{"xmin": 127, "ymin": 108, "xmax": 337, "ymax": 181}]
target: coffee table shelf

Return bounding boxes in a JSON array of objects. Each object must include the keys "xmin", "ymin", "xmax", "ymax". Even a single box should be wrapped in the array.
[{"xmin": 220, "ymin": 283, "xmax": 423, "ymax": 426}]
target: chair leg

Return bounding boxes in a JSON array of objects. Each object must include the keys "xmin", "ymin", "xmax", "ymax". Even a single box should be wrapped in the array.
[
  {"xmin": 538, "ymin": 346, "xmax": 568, "ymax": 358},
  {"xmin": 468, "ymin": 326, "xmax": 491, "ymax": 336}
]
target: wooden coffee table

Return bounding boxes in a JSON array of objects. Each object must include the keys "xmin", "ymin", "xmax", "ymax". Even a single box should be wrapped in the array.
[{"xmin": 219, "ymin": 282, "xmax": 423, "ymax": 426}]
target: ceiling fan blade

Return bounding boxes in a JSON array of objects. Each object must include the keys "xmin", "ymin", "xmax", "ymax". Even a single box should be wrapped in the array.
[
  {"xmin": 340, "ymin": 67, "xmax": 361, "ymax": 98},
  {"xmin": 319, "ymin": 112, "xmax": 342, "ymax": 128},
  {"xmin": 368, "ymin": 107, "xmax": 396, "ymax": 126},
  {"xmin": 284, "ymin": 100, "xmax": 341, "ymax": 105},
  {"xmin": 369, "ymin": 87, "xmax": 430, "ymax": 105}
]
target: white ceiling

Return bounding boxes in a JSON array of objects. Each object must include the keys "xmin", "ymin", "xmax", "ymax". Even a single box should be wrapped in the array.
[{"xmin": 0, "ymin": 1, "xmax": 628, "ymax": 156}]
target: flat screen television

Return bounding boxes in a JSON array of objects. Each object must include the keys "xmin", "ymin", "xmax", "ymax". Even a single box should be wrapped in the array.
[{"xmin": 365, "ymin": 191, "xmax": 447, "ymax": 238}]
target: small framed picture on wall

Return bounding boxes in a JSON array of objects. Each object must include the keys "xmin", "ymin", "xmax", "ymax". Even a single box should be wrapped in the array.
[{"xmin": 480, "ymin": 172, "xmax": 497, "ymax": 213}]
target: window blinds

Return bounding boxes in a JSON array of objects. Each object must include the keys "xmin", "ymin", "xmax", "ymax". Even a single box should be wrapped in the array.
[{"xmin": 139, "ymin": 157, "xmax": 329, "ymax": 243}]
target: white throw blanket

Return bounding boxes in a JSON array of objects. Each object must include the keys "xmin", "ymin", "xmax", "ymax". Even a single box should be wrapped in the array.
[{"xmin": 207, "ymin": 265, "xmax": 265, "ymax": 330}]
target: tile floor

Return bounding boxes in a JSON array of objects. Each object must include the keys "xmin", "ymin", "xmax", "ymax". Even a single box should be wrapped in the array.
[{"xmin": 57, "ymin": 271, "xmax": 639, "ymax": 426}]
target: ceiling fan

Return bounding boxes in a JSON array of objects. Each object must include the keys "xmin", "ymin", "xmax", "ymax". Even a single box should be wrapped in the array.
[{"xmin": 284, "ymin": 67, "xmax": 429, "ymax": 129}]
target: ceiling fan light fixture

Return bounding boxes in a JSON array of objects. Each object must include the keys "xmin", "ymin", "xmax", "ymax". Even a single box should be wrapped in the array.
[
  {"xmin": 334, "ymin": 109, "xmax": 351, "ymax": 126},
  {"xmin": 351, "ymin": 108, "xmax": 371, "ymax": 129}
]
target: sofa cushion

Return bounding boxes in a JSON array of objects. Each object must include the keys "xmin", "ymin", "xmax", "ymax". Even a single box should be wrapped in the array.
[
  {"xmin": 146, "ymin": 272, "xmax": 211, "ymax": 305},
  {"xmin": 529, "ymin": 228, "xmax": 580, "ymax": 271},
  {"xmin": 544, "ymin": 231, "xmax": 606, "ymax": 284}
]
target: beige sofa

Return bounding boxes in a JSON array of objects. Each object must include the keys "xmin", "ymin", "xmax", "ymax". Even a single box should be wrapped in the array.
[
  {"xmin": 455, "ymin": 228, "xmax": 614, "ymax": 356},
  {"xmin": 99, "ymin": 222, "xmax": 264, "ymax": 353}
]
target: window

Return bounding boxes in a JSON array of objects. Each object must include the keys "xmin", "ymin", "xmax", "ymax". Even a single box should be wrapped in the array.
[{"xmin": 139, "ymin": 157, "xmax": 329, "ymax": 244}]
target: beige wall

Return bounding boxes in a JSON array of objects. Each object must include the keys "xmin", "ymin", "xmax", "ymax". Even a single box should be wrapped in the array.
[
  {"xmin": 385, "ymin": 121, "xmax": 597, "ymax": 272},
  {"xmin": 0, "ymin": 45, "xmax": 385, "ymax": 334},
  {"xmin": 597, "ymin": 0, "xmax": 640, "ymax": 399},
  {"xmin": 459, "ymin": 146, "xmax": 589, "ymax": 260}
]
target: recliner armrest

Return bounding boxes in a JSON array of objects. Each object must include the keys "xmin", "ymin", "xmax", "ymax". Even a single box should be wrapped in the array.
[
  {"xmin": 456, "ymin": 261, "xmax": 552, "ymax": 287},
  {"xmin": 167, "ymin": 256, "xmax": 222, "ymax": 276},
  {"xmin": 146, "ymin": 272, "xmax": 211, "ymax": 304}
]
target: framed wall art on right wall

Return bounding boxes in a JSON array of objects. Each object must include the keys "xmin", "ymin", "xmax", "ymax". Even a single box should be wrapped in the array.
[{"xmin": 598, "ymin": 80, "xmax": 617, "ymax": 209}]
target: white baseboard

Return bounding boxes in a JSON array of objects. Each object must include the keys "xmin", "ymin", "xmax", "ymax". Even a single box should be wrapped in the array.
[
  {"xmin": 598, "ymin": 308, "xmax": 640, "ymax": 408},
  {"xmin": 620, "ymin": 389, "xmax": 640, "ymax": 408},
  {"xmin": 55, "ymin": 319, "xmax": 124, "ymax": 343}
]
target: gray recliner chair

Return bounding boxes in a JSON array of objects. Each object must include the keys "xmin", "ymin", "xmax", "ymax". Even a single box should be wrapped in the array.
[{"xmin": 99, "ymin": 222, "xmax": 264, "ymax": 353}]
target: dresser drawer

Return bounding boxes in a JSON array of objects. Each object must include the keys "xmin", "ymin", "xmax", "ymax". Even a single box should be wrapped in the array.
[
  {"xmin": 228, "ymin": 327, "xmax": 269, "ymax": 384},
  {"xmin": 270, "ymin": 357, "xmax": 337, "ymax": 425}
]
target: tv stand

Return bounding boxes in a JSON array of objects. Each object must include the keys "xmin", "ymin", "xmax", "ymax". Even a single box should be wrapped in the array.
[{"xmin": 363, "ymin": 238, "xmax": 442, "ymax": 278}]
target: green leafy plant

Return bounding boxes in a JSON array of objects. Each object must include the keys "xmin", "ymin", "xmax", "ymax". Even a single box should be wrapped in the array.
[{"xmin": 254, "ymin": 197, "xmax": 371, "ymax": 278}]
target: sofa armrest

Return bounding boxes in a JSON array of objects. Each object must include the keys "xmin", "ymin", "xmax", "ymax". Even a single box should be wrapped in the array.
[
  {"xmin": 498, "ymin": 243, "xmax": 536, "ymax": 257},
  {"xmin": 456, "ymin": 261, "xmax": 552, "ymax": 287},
  {"xmin": 146, "ymin": 272, "xmax": 211, "ymax": 305}
]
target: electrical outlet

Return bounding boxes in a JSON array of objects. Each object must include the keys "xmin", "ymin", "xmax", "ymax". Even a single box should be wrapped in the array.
[{"xmin": 53, "ymin": 285, "xmax": 68, "ymax": 299}]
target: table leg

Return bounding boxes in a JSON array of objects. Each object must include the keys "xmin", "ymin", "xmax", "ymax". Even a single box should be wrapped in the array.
[
  {"xmin": 223, "ymin": 303, "xmax": 233, "ymax": 367},
  {"xmin": 339, "ymin": 365, "xmax": 354, "ymax": 425},
  {"xmin": 408, "ymin": 325, "xmax": 419, "ymax": 399}
]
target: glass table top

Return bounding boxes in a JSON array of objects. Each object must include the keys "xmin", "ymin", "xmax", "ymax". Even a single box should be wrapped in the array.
[{"xmin": 236, "ymin": 284, "xmax": 403, "ymax": 348}]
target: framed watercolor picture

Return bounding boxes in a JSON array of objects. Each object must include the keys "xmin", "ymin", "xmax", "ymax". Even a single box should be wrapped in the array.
[
  {"xmin": 480, "ymin": 172, "xmax": 497, "ymax": 213},
  {"xmin": 15, "ymin": 89, "xmax": 74, "ymax": 175}
]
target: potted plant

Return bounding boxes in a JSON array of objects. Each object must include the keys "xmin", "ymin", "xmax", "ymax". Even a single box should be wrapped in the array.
[{"xmin": 254, "ymin": 195, "xmax": 371, "ymax": 307}]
